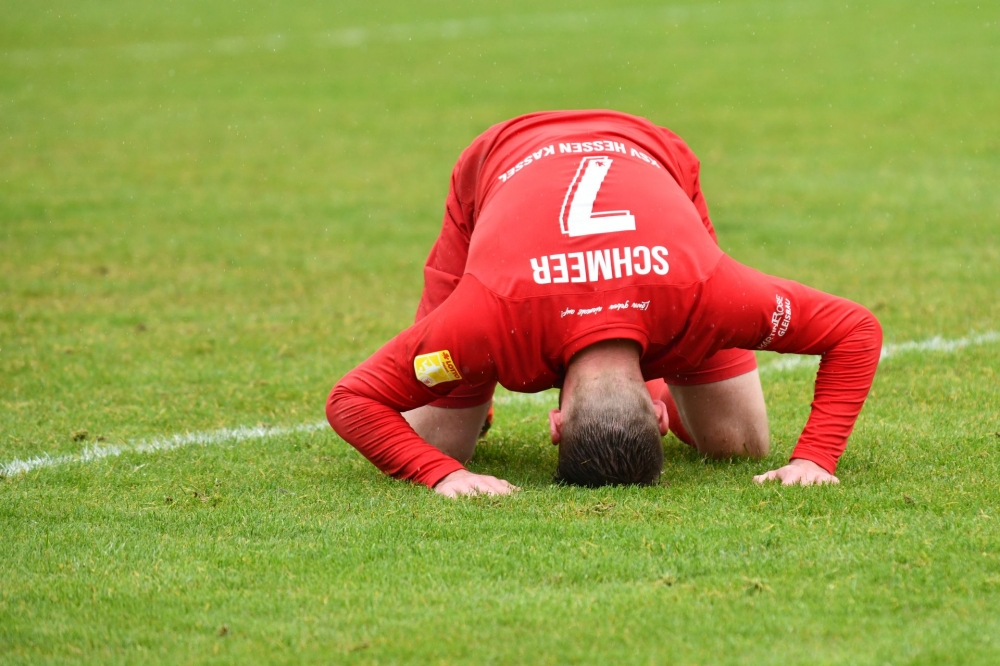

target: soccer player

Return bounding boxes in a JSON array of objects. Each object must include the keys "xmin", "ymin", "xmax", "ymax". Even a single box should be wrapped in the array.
[{"xmin": 327, "ymin": 110, "xmax": 882, "ymax": 497}]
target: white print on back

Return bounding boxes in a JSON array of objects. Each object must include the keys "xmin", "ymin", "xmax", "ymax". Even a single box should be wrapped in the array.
[
  {"xmin": 557, "ymin": 299, "xmax": 651, "ymax": 318},
  {"xmin": 496, "ymin": 139, "xmax": 659, "ymax": 185},
  {"xmin": 558, "ymin": 140, "xmax": 627, "ymax": 156},
  {"xmin": 497, "ymin": 144, "xmax": 556, "ymax": 183},
  {"xmin": 559, "ymin": 156, "xmax": 636, "ymax": 237},
  {"xmin": 530, "ymin": 245, "xmax": 668, "ymax": 285}
]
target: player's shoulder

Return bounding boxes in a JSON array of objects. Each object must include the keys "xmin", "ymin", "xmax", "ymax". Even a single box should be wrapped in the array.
[{"xmin": 428, "ymin": 274, "xmax": 499, "ymax": 323}]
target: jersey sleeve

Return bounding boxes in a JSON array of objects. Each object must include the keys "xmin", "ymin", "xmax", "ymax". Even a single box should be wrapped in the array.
[
  {"xmin": 685, "ymin": 257, "xmax": 883, "ymax": 473},
  {"xmin": 327, "ymin": 279, "xmax": 498, "ymax": 488},
  {"xmin": 767, "ymin": 283, "xmax": 882, "ymax": 473},
  {"xmin": 416, "ymin": 165, "xmax": 474, "ymax": 321},
  {"xmin": 415, "ymin": 129, "xmax": 497, "ymax": 321},
  {"xmin": 413, "ymin": 131, "xmax": 501, "ymax": 409}
]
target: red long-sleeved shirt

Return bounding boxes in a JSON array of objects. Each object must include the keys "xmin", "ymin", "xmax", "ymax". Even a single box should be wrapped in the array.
[{"xmin": 327, "ymin": 111, "xmax": 882, "ymax": 487}]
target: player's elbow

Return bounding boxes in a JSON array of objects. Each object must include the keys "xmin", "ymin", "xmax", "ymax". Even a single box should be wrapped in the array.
[
  {"xmin": 326, "ymin": 381, "xmax": 351, "ymax": 436},
  {"xmin": 859, "ymin": 306, "xmax": 884, "ymax": 358},
  {"xmin": 870, "ymin": 310, "xmax": 884, "ymax": 349}
]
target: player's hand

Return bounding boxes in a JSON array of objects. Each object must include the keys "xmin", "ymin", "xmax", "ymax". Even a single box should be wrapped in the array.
[
  {"xmin": 433, "ymin": 470, "xmax": 520, "ymax": 498},
  {"xmin": 753, "ymin": 459, "xmax": 839, "ymax": 486}
]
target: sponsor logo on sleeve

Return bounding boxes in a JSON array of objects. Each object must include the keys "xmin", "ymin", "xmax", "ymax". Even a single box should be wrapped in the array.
[
  {"xmin": 414, "ymin": 350, "xmax": 463, "ymax": 387},
  {"xmin": 757, "ymin": 295, "xmax": 792, "ymax": 349}
]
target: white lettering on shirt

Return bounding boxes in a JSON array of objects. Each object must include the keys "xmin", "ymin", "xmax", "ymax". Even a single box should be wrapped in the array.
[
  {"xmin": 632, "ymin": 245, "xmax": 651, "ymax": 275},
  {"xmin": 558, "ymin": 299, "xmax": 652, "ymax": 317},
  {"xmin": 652, "ymin": 246, "xmax": 669, "ymax": 275},
  {"xmin": 550, "ymin": 253, "xmax": 569, "ymax": 284},
  {"xmin": 587, "ymin": 249, "xmax": 613, "ymax": 281},
  {"xmin": 612, "ymin": 247, "xmax": 633, "ymax": 278},
  {"xmin": 567, "ymin": 252, "xmax": 587, "ymax": 283},
  {"xmin": 558, "ymin": 140, "xmax": 628, "ymax": 155},
  {"xmin": 531, "ymin": 256, "xmax": 551, "ymax": 284},
  {"xmin": 630, "ymin": 147, "xmax": 661, "ymax": 168},
  {"xmin": 497, "ymin": 144, "xmax": 556, "ymax": 183},
  {"xmin": 529, "ymin": 246, "xmax": 669, "ymax": 285},
  {"xmin": 500, "ymin": 139, "xmax": 657, "ymax": 184}
]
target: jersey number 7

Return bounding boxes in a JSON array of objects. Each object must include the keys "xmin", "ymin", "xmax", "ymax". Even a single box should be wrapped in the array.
[{"xmin": 559, "ymin": 156, "xmax": 636, "ymax": 237}]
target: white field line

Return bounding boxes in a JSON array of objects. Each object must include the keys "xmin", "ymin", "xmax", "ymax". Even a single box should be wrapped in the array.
[
  {"xmin": 758, "ymin": 330, "xmax": 1000, "ymax": 373},
  {"xmin": 493, "ymin": 390, "xmax": 558, "ymax": 406},
  {"xmin": 0, "ymin": 422, "xmax": 328, "ymax": 478},
  {"xmin": 1, "ymin": 331, "xmax": 996, "ymax": 478},
  {"xmin": 3, "ymin": 2, "xmax": 812, "ymax": 64}
]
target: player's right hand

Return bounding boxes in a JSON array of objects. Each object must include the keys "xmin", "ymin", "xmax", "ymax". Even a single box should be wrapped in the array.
[{"xmin": 434, "ymin": 469, "xmax": 520, "ymax": 498}]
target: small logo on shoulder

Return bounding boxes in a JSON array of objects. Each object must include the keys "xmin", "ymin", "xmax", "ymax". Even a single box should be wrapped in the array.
[{"xmin": 414, "ymin": 350, "xmax": 463, "ymax": 387}]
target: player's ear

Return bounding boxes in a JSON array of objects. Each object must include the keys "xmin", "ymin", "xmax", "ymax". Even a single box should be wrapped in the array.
[
  {"xmin": 548, "ymin": 409, "xmax": 563, "ymax": 445},
  {"xmin": 651, "ymin": 399, "xmax": 670, "ymax": 437}
]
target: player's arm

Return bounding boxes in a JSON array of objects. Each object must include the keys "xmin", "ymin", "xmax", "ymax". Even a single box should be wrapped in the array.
[
  {"xmin": 766, "ymin": 286, "xmax": 881, "ymax": 482},
  {"xmin": 415, "ymin": 130, "xmax": 493, "ymax": 321},
  {"xmin": 401, "ymin": 402, "xmax": 491, "ymax": 465},
  {"xmin": 326, "ymin": 286, "xmax": 515, "ymax": 496},
  {"xmin": 708, "ymin": 259, "xmax": 883, "ymax": 483},
  {"xmin": 326, "ymin": 343, "xmax": 511, "ymax": 495}
]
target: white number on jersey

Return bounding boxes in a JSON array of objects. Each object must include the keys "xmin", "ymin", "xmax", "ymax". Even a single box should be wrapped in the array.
[{"xmin": 558, "ymin": 156, "xmax": 636, "ymax": 237}]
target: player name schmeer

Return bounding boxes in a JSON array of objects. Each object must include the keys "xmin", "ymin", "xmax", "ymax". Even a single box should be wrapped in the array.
[
  {"xmin": 530, "ymin": 246, "xmax": 669, "ymax": 285},
  {"xmin": 498, "ymin": 141, "xmax": 662, "ymax": 183}
]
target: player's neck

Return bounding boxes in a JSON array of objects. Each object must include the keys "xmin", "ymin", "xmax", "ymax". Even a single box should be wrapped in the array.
[{"xmin": 563, "ymin": 340, "xmax": 643, "ymax": 401}]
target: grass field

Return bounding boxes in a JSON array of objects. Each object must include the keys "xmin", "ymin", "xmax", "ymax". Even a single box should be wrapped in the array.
[{"xmin": 2, "ymin": 0, "xmax": 999, "ymax": 663}]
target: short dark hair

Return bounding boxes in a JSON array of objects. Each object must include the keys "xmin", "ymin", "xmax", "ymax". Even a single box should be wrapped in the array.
[{"xmin": 555, "ymin": 379, "xmax": 664, "ymax": 487}]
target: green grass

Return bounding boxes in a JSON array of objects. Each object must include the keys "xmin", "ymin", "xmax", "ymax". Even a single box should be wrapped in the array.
[{"xmin": 2, "ymin": 0, "xmax": 999, "ymax": 663}]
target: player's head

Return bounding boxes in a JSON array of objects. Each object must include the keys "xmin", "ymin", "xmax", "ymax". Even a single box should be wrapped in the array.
[{"xmin": 549, "ymin": 340, "xmax": 668, "ymax": 487}]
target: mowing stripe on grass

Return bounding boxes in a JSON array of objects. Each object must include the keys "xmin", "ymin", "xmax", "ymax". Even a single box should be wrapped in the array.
[
  {"xmin": 3, "ymin": 1, "xmax": 814, "ymax": 64},
  {"xmin": 1, "ymin": 331, "xmax": 996, "ymax": 478}
]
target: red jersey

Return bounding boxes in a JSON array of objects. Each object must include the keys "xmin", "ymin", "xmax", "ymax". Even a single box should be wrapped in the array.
[{"xmin": 327, "ymin": 111, "xmax": 882, "ymax": 488}]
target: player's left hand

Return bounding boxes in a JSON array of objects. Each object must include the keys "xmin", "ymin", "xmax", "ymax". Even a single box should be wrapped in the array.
[{"xmin": 753, "ymin": 459, "xmax": 839, "ymax": 486}]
